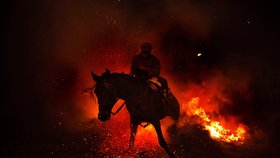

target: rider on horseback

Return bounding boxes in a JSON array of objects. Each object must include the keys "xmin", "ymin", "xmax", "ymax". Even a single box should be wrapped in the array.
[{"xmin": 130, "ymin": 42, "xmax": 170, "ymax": 96}]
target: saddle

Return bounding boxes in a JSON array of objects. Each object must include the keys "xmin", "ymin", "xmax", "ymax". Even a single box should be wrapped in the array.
[
  {"xmin": 148, "ymin": 77, "xmax": 162, "ymax": 91},
  {"xmin": 147, "ymin": 77, "xmax": 173, "ymax": 103}
]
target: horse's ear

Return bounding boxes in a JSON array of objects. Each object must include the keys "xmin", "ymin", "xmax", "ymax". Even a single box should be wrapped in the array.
[
  {"xmin": 105, "ymin": 68, "xmax": 111, "ymax": 74},
  {"xmin": 91, "ymin": 71, "xmax": 100, "ymax": 81}
]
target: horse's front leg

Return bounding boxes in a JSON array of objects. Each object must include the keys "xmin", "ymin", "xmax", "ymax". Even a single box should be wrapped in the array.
[
  {"xmin": 129, "ymin": 120, "xmax": 138, "ymax": 148},
  {"xmin": 152, "ymin": 120, "xmax": 176, "ymax": 158}
]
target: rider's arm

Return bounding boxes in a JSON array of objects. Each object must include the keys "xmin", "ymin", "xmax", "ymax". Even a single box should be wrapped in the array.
[
  {"xmin": 151, "ymin": 57, "xmax": 160, "ymax": 77},
  {"xmin": 130, "ymin": 56, "xmax": 138, "ymax": 75}
]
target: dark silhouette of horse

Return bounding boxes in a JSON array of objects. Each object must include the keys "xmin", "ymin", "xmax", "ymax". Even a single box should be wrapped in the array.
[{"xmin": 90, "ymin": 69, "xmax": 180, "ymax": 158}]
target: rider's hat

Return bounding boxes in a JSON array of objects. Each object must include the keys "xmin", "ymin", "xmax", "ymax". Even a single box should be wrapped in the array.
[{"xmin": 141, "ymin": 42, "xmax": 153, "ymax": 51}]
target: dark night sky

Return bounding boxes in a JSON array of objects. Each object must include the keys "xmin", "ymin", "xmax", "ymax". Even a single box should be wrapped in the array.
[{"xmin": 2, "ymin": 0, "xmax": 280, "ymax": 157}]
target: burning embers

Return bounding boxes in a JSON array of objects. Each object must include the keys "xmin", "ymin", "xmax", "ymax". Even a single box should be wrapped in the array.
[{"xmin": 181, "ymin": 97, "xmax": 248, "ymax": 144}]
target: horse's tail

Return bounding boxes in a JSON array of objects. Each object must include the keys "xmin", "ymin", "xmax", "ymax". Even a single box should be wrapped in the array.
[
  {"xmin": 168, "ymin": 93, "xmax": 180, "ymax": 121},
  {"xmin": 167, "ymin": 99, "xmax": 180, "ymax": 137},
  {"xmin": 170, "ymin": 106, "xmax": 180, "ymax": 121}
]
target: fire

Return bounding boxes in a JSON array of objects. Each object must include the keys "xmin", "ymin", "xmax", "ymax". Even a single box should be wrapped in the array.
[
  {"xmin": 186, "ymin": 97, "xmax": 247, "ymax": 143},
  {"xmin": 136, "ymin": 124, "xmax": 158, "ymax": 146}
]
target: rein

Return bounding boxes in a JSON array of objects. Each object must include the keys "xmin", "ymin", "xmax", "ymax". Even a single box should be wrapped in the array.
[
  {"xmin": 110, "ymin": 99, "xmax": 151, "ymax": 128},
  {"xmin": 110, "ymin": 101, "xmax": 126, "ymax": 116}
]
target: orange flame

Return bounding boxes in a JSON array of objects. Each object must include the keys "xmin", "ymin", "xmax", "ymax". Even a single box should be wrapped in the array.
[{"xmin": 185, "ymin": 97, "xmax": 247, "ymax": 143}]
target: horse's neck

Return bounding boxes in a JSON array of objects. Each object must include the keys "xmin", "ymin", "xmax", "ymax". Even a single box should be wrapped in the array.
[{"xmin": 111, "ymin": 75, "xmax": 139, "ymax": 100}]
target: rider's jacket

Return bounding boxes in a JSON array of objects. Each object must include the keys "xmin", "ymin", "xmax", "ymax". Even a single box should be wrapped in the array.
[{"xmin": 130, "ymin": 53, "xmax": 160, "ymax": 80}]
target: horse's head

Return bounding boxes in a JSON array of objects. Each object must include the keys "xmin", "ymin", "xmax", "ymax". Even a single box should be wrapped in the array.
[{"xmin": 91, "ymin": 69, "xmax": 118, "ymax": 122}]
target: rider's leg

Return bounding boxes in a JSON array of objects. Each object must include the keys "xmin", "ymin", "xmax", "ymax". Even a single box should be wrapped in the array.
[
  {"xmin": 158, "ymin": 76, "xmax": 173, "ymax": 100},
  {"xmin": 157, "ymin": 76, "xmax": 169, "ymax": 90}
]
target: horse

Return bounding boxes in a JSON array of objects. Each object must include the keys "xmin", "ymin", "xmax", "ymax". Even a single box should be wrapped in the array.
[{"xmin": 90, "ymin": 69, "xmax": 180, "ymax": 158}]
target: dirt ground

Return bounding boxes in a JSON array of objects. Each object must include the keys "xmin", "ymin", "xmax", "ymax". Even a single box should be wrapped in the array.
[{"xmin": 2, "ymin": 119, "xmax": 278, "ymax": 158}]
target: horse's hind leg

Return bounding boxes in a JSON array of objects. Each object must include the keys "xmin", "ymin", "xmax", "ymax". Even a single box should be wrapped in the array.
[
  {"xmin": 129, "ymin": 121, "xmax": 138, "ymax": 148},
  {"xmin": 152, "ymin": 120, "xmax": 176, "ymax": 158}
]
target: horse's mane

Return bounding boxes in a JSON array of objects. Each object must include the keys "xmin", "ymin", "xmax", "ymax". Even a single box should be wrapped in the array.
[
  {"xmin": 108, "ymin": 73, "xmax": 150, "ymax": 88},
  {"xmin": 106, "ymin": 72, "xmax": 137, "ymax": 81},
  {"xmin": 81, "ymin": 72, "xmax": 136, "ymax": 99}
]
